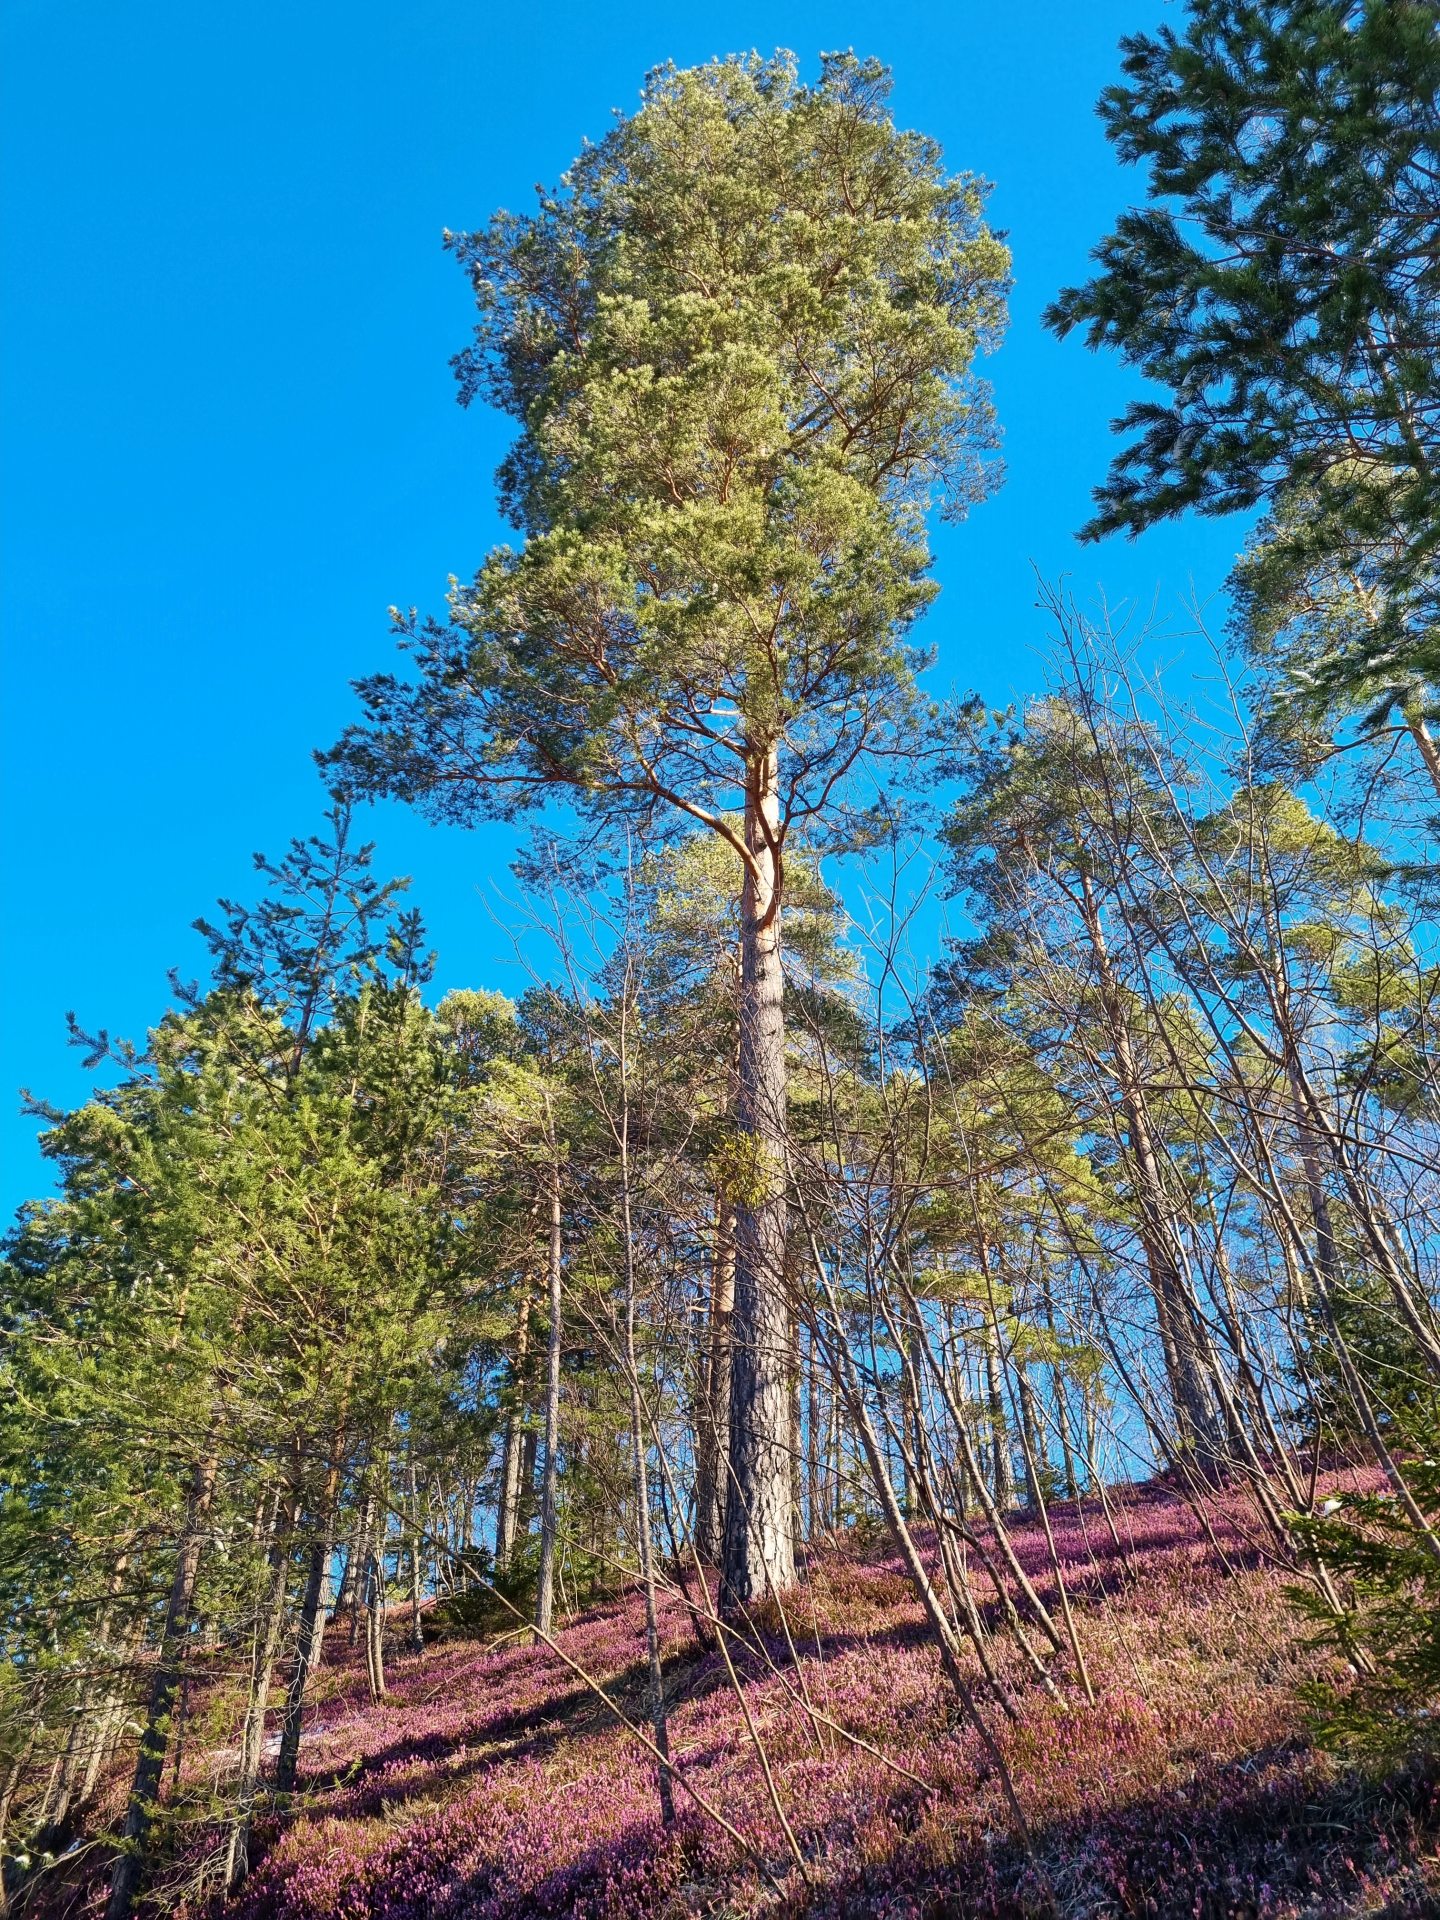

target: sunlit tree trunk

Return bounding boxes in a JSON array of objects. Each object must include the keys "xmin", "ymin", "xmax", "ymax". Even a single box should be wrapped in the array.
[
  {"xmin": 496, "ymin": 1281, "xmax": 533, "ymax": 1572},
  {"xmin": 408, "ymin": 1460, "xmax": 425, "ymax": 1654},
  {"xmin": 722, "ymin": 746, "xmax": 797, "ymax": 1609},
  {"xmin": 38, "ymin": 1553, "xmax": 131, "ymax": 1841},
  {"xmin": 694, "ymin": 1195, "xmax": 735, "ymax": 1564},
  {"xmin": 1015, "ymin": 1364, "xmax": 1044, "ymax": 1511},
  {"xmin": 1079, "ymin": 871, "xmax": 1227, "ymax": 1466},
  {"xmin": 364, "ymin": 1514, "xmax": 387, "ymax": 1703},
  {"xmin": 535, "ymin": 1158, "xmax": 564, "ymax": 1638},
  {"xmin": 806, "ymin": 1326, "xmax": 822, "ymax": 1539}
]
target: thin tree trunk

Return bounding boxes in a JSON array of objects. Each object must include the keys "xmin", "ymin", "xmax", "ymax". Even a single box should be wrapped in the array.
[
  {"xmin": 1041, "ymin": 1286, "xmax": 1080, "ymax": 1499},
  {"xmin": 788, "ymin": 1301, "xmax": 804, "ymax": 1552},
  {"xmin": 694, "ymin": 1195, "xmax": 735, "ymax": 1564},
  {"xmin": 108, "ymin": 1442, "xmax": 219, "ymax": 1920},
  {"xmin": 1080, "ymin": 871, "xmax": 1226, "ymax": 1466},
  {"xmin": 39, "ymin": 1553, "xmax": 132, "ymax": 1841},
  {"xmin": 535, "ymin": 1158, "xmax": 564, "ymax": 1639},
  {"xmin": 496, "ymin": 1285, "xmax": 533, "ymax": 1572},
  {"xmin": 362, "ymin": 1460, "xmax": 389, "ymax": 1704},
  {"xmin": 274, "ymin": 1416, "xmax": 347, "ymax": 1797},
  {"xmin": 983, "ymin": 1325, "xmax": 1016, "ymax": 1511},
  {"xmin": 1015, "ymin": 1364, "xmax": 1044, "ymax": 1511},
  {"xmin": 806, "ymin": 1325, "xmax": 822, "ymax": 1540},
  {"xmin": 722, "ymin": 744, "xmax": 797, "ymax": 1609},
  {"xmin": 225, "ymin": 1488, "xmax": 300, "ymax": 1888},
  {"xmin": 614, "ymin": 1035, "xmax": 675, "ymax": 1825},
  {"xmin": 364, "ymin": 1532, "xmax": 387, "ymax": 1702},
  {"xmin": 408, "ymin": 1459, "xmax": 425, "ymax": 1654}
]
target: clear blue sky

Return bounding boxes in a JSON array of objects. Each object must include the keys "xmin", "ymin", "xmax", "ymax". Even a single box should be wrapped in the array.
[{"xmin": 1, "ymin": 0, "xmax": 1248, "ymax": 1217}]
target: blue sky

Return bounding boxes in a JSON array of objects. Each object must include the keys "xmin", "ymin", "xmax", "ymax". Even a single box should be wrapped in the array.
[{"xmin": 1, "ymin": 0, "xmax": 1249, "ymax": 1216}]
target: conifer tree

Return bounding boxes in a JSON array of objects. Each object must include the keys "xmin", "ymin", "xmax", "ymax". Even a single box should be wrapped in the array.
[
  {"xmin": 1048, "ymin": 0, "xmax": 1440, "ymax": 695},
  {"xmin": 327, "ymin": 52, "xmax": 1008, "ymax": 1606}
]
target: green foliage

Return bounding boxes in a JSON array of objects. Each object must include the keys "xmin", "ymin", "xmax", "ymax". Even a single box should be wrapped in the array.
[
  {"xmin": 1044, "ymin": 0, "xmax": 1440, "ymax": 810},
  {"xmin": 1290, "ymin": 1455, "xmax": 1440, "ymax": 1764},
  {"xmin": 1048, "ymin": 1, "xmax": 1440, "ymax": 697},
  {"xmin": 1231, "ymin": 477, "xmax": 1440, "ymax": 770},
  {"xmin": 1294, "ymin": 1275, "xmax": 1440, "ymax": 1451},
  {"xmin": 328, "ymin": 51, "xmax": 1009, "ymax": 859}
]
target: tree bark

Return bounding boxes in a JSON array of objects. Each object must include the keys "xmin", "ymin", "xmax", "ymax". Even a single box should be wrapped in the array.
[
  {"xmin": 1079, "ymin": 871, "xmax": 1227, "ymax": 1467},
  {"xmin": 806, "ymin": 1325, "xmax": 822, "ymax": 1540},
  {"xmin": 407, "ymin": 1458, "xmax": 425, "ymax": 1653},
  {"xmin": 108, "ymin": 1443, "xmax": 219, "ymax": 1920},
  {"xmin": 495, "ymin": 1278, "xmax": 532, "ymax": 1572},
  {"xmin": 693, "ymin": 1195, "xmax": 735, "ymax": 1564},
  {"xmin": 274, "ymin": 1416, "xmax": 346, "ymax": 1797},
  {"xmin": 983, "ymin": 1320, "xmax": 1016, "ymax": 1511},
  {"xmin": 225, "ymin": 1488, "xmax": 300, "ymax": 1888},
  {"xmin": 534, "ymin": 1159, "xmax": 564, "ymax": 1638},
  {"xmin": 722, "ymin": 745, "xmax": 797, "ymax": 1608},
  {"xmin": 361, "ymin": 1471, "xmax": 388, "ymax": 1703},
  {"xmin": 1015, "ymin": 1364, "xmax": 1044, "ymax": 1511}
]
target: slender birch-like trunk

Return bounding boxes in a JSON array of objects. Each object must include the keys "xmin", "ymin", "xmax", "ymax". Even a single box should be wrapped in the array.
[
  {"xmin": 495, "ymin": 1286, "xmax": 533, "ymax": 1572},
  {"xmin": 534, "ymin": 1155, "xmax": 564, "ymax": 1638},
  {"xmin": 613, "ymin": 1016, "xmax": 675, "ymax": 1825},
  {"xmin": 1079, "ymin": 871, "xmax": 1226, "ymax": 1466},
  {"xmin": 407, "ymin": 1458, "xmax": 425, "ymax": 1653}
]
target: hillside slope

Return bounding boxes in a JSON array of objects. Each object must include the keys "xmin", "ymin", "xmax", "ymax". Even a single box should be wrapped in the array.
[{"xmin": 49, "ymin": 1484, "xmax": 1440, "ymax": 1920}]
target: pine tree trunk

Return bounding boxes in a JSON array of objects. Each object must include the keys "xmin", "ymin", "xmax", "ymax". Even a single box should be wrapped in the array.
[
  {"xmin": 1402, "ymin": 704, "xmax": 1440, "ymax": 800},
  {"xmin": 407, "ymin": 1458, "xmax": 425, "ymax": 1653},
  {"xmin": 806, "ymin": 1326, "xmax": 821, "ymax": 1540},
  {"xmin": 108, "ymin": 1443, "xmax": 219, "ymax": 1920},
  {"xmin": 273, "ymin": 1530, "xmax": 330, "ymax": 1796},
  {"xmin": 361, "ymin": 1461, "xmax": 388, "ymax": 1703},
  {"xmin": 721, "ymin": 745, "xmax": 796, "ymax": 1609},
  {"xmin": 39, "ymin": 1552, "xmax": 131, "ymax": 1841},
  {"xmin": 983, "ymin": 1324, "xmax": 1016, "ymax": 1512},
  {"xmin": 826, "ymin": 1378, "xmax": 842, "ymax": 1530},
  {"xmin": 693, "ymin": 1195, "xmax": 735, "ymax": 1564},
  {"xmin": 495, "ymin": 1286, "xmax": 532, "ymax": 1571},
  {"xmin": 1015, "ymin": 1365, "xmax": 1044, "ymax": 1511},
  {"xmin": 788, "ymin": 1303, "xmax": 804, "ymax": 1552},
  {"xmin": 77, "ymin": 1617, "xmax": 143, "ymax": 1813},
  {"xmin": 534, "ymin": 1161, "xmax": 564, "ymax": 1638},
  {"xmin": 1041, "ymin": 1288, "xmax": 1079, "ymax": 1500},
  {"xmin": 225, "ymin": 1490, "xmax": 299, "ymax": 1888},
  {"xmin": 334, "ymin": 1533, "xmax": 357, "ymax": 1637},
  {"xmin": 364, "ymin": 1532, "xmax": 387, "ymax": 1703},
  {"xmin": 516, "ymin": 1430, "xmax": 539, "ymax": 1535},
  {"xmin": 274, "ymin": 1410, "xmax": 346, "ymax": 1800},
  {"xmin": 343, "ymin": 1517, "xmax": 365, "ymax": 1648},
  {"xmin": 1079, "ymin": 871, "xmax": 1226, "ymax": 1467}
]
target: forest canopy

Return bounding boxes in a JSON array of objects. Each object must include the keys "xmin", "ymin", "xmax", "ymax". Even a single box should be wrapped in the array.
[{"xmin": 6, "ymin": 11, "xmax": 1440, "ymax": 1919}]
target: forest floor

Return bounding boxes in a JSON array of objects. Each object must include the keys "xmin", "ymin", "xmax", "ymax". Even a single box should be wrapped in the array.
[{"xmin": 59, "ymin": 1480, "xmax": 1440, "ymax": 1919}]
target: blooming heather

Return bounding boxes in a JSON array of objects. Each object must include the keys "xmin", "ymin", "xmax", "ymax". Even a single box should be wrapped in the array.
[{"xmin": 41, "ymin": 1482, "xmax": 1440, "ymax": 1919}]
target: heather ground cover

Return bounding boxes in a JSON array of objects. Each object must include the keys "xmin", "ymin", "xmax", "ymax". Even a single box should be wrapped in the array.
[{"xmin": 56, "ymin": 1481, "xmax": 1432, "ymax": 1920}]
